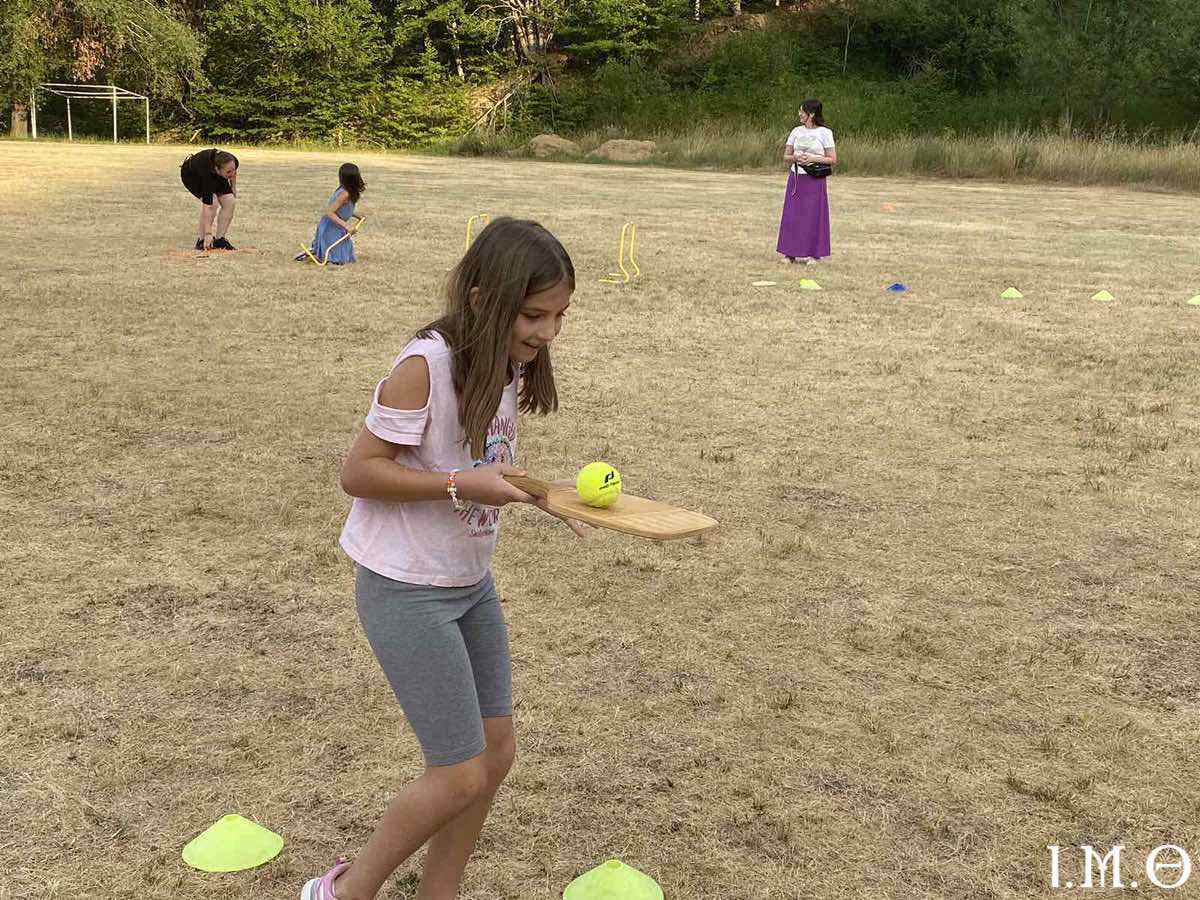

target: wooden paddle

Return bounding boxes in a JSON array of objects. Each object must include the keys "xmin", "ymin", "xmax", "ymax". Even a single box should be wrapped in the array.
[{"xmin": 504, "ymin": 474, "xmax": 718, "ymax": 541}]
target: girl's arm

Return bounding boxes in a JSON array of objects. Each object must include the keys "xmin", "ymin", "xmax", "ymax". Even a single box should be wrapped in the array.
[
  {"xmin": 340, "ymin": 356, "xmax": 532, "ymax": 507},
  {"xmin": 783, "ymin": 143, "xmax": 796, "ymax": 163},
  {"xmin": 325, "ymin": 189, "xmax": 352, "ymax": 229},
  {"xmin": 795, "ymin": 147, "xmax": 837, "ymax": 165}
]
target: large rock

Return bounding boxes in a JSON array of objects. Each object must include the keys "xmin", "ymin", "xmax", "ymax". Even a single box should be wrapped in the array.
[
  {"xmin": 589, "ymin": 139, "xmax": 657, "ymax": 163},
  {"xmin": 528, "ymin": 134, "xmax": 581, "ymax": 158}
]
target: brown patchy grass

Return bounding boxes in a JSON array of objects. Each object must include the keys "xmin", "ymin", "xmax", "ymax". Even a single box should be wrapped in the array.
[{"xmin": 3, "ymin": 141, "xmax": 1200, "ymax": 900}]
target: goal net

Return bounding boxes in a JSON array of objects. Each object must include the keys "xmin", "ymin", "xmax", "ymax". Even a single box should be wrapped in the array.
[{"xmin": 31, "ymin": 83, "xmax": 151, "ymax": 143}]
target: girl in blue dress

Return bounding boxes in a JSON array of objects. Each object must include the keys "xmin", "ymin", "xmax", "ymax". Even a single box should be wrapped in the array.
[{"xmin": 298, "ymin": 163, "xmax": 366, "ymax": 264}]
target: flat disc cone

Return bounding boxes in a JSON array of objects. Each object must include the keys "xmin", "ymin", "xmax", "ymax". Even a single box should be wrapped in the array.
[
  {"xmin": 564, "ymin": 859, "xmax": 664, "ymax": 900},
  {"xmin": 182, "ymin": 814, "xmax": 283, "ymax": 873}
]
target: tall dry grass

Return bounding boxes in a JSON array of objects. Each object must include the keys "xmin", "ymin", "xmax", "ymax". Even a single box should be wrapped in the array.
[
  {"xmin": 442, "ymin": 125, "xmax": 1200, "ymax": 193},
  {"xmin": 14, "ymin": 124, "xmax": 1198, "ymax": 192}
]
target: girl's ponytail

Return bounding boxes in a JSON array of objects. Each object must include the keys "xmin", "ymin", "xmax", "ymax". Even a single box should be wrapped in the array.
[{"xmin": 801, "ymin": 98, "xmax": 825, "ymax": 128}]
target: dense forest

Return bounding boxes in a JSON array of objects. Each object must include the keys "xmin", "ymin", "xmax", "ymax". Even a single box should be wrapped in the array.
[{"xmin": 4, "ymin": 0, "xmax": 1200, "ymax": 147}]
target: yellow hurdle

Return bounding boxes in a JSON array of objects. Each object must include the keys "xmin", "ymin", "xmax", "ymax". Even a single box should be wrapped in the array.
[
  {"xmin": 465, "ymin": 214, "xmax": 490, "ymax": 252},
  {"xmin": 299, "ymin": 215, "xmax": 365, "ymax": 267},
  {"xmin": 600, "ymin": 222, "xmax": 640, "ymax": 284}
]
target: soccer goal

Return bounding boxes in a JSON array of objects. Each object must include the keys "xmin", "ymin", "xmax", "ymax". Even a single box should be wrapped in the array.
[{"xmin": 31, "ymin": 83, "xmax": 151, "ymax": 143}]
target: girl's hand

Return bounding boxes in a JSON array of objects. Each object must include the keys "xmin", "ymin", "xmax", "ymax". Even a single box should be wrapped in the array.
[
  {"xmin": 534, "ymin": 499, "xmax": 589, "ymax": 538},
  {"xmin": 455, "ymin": 463, "xmax": 533, "ymax": 507}
]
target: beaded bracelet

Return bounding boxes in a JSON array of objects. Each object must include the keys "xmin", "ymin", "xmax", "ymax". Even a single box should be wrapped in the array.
[{"xmin": 446, "ymin": 469, "xmax": 467, "ymax": 512}]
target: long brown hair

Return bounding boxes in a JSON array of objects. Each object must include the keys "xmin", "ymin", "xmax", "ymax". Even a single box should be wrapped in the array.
[
  {"xmin": 339, "ymin": 162, "xmax": 365, "ymax": 203},
  {"xmin": 418, "ymin": 217, "xmax": 575, "ymax": 458},
  {"xmin": 801, "ymin": 98, "xmax": 826, "ymax": 127}
]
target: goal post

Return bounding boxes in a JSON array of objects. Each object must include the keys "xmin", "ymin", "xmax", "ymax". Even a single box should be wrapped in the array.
[{"xmin": 32, "ymin": 83, "xmax": 151, "ymax": 144}]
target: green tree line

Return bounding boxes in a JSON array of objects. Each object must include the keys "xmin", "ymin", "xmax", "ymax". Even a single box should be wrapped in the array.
[{"xmin": 5, "ymin": 0, "xmax": 1199, "ymax": 145}]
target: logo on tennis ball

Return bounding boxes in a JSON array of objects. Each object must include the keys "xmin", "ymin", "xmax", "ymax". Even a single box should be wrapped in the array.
[{"xmin": 576, "ymin": 462, "xmax": 622, "ymax": 508}]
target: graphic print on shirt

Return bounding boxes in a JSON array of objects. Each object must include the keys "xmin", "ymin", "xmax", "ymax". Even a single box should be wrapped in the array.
[{"xmin": 459, "ymin": 414, "xmax": 517, "ymax": 537}]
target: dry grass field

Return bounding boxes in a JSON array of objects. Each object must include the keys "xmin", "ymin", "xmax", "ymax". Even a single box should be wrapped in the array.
[{"xmin": 3, "ymin": 141, "xmax": 1200, "ymax": 900}]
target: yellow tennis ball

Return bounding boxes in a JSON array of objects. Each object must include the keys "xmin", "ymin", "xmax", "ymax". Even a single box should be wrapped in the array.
[{"xmin": 576, "ymin": 462, "xmax": 622, "ymax": 508}]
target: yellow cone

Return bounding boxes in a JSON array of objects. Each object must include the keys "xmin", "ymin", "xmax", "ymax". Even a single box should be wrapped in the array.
[
  {"xmin": 564, "ymin": 859, "xmax": 663, "ymax": 900},
  {"xmin": 1091, "ymin": 290, "xmax": 1114, "ymax": 302},
  {"xmin": 182, "ymin": 814, "xmax": 283, "ymax": 873}
]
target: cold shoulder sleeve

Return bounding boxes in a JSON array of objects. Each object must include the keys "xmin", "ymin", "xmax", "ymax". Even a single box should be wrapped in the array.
[{"xmin": 364, "ymin": 377, "xmax": 429, "ymax": 446}]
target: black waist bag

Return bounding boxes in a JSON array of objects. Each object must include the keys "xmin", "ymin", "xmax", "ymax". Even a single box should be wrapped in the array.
[{"xmin": 797, "ymin": 162, "xmax": 833, "ymax": 178}]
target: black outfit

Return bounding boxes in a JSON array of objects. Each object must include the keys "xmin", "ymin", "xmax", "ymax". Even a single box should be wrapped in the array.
[{"xmin": 180, "ymin": 149, "xmax": 238, "ymax": 205}]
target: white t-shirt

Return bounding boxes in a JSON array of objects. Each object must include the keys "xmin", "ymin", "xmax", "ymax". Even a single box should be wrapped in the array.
[{"xmin": 786, "ymin": 125, "xmax": 835, "ymax": 174}]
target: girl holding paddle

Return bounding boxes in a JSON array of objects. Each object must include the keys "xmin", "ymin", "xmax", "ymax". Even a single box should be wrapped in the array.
[{"xmin": 301, "ymin": 217, "xmax": 585, "ymax": 900}]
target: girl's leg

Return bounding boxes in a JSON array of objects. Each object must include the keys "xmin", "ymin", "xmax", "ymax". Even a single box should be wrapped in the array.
[
  {"xmin": 215, "ymin": 192, "xmax": 236, "ymax": 238},
  {"xmin": 416, "ymin": 716, "xmax": 515, "ymax": 900},
  {"xmin": 336, "ymin": 570, "xmax": 513, "ymax": 900},
  {"xmin": 415, "ymin": 578, "xmax": 514, "ymax": 898},
  {"xmin": 198, "ymin": 201, "xmax": 216, "ymax": 243},
  {"xmin": 331, "ymin": 755, "xmax": 494, "ymax": 900}
]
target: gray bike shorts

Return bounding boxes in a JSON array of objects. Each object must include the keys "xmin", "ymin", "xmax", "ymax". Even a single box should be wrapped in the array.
[{"xmin": 355, "ymin": 565, "xmax": 513, "ymax": 767}]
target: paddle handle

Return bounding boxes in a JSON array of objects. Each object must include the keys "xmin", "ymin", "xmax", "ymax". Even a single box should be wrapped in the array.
[{"xmin": 503, "ymin": 473, "xmax": 554, "ymax": 498}]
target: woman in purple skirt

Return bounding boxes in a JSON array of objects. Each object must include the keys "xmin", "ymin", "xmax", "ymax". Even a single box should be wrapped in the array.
[{"xmin": 777, "ymin": 99, "xmax": 837, "ymax": 265}]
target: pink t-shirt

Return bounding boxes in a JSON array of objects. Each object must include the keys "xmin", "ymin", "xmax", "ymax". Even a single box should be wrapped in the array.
[{"xmin": 339, "ymin": 332, "xmax": 519, "ymax": 586}]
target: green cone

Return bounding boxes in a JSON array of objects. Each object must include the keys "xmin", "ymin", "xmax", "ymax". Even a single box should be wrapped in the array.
[{"xmin": 1000, "ymin": 287, "xmax": 1023, "ymax": 299}]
